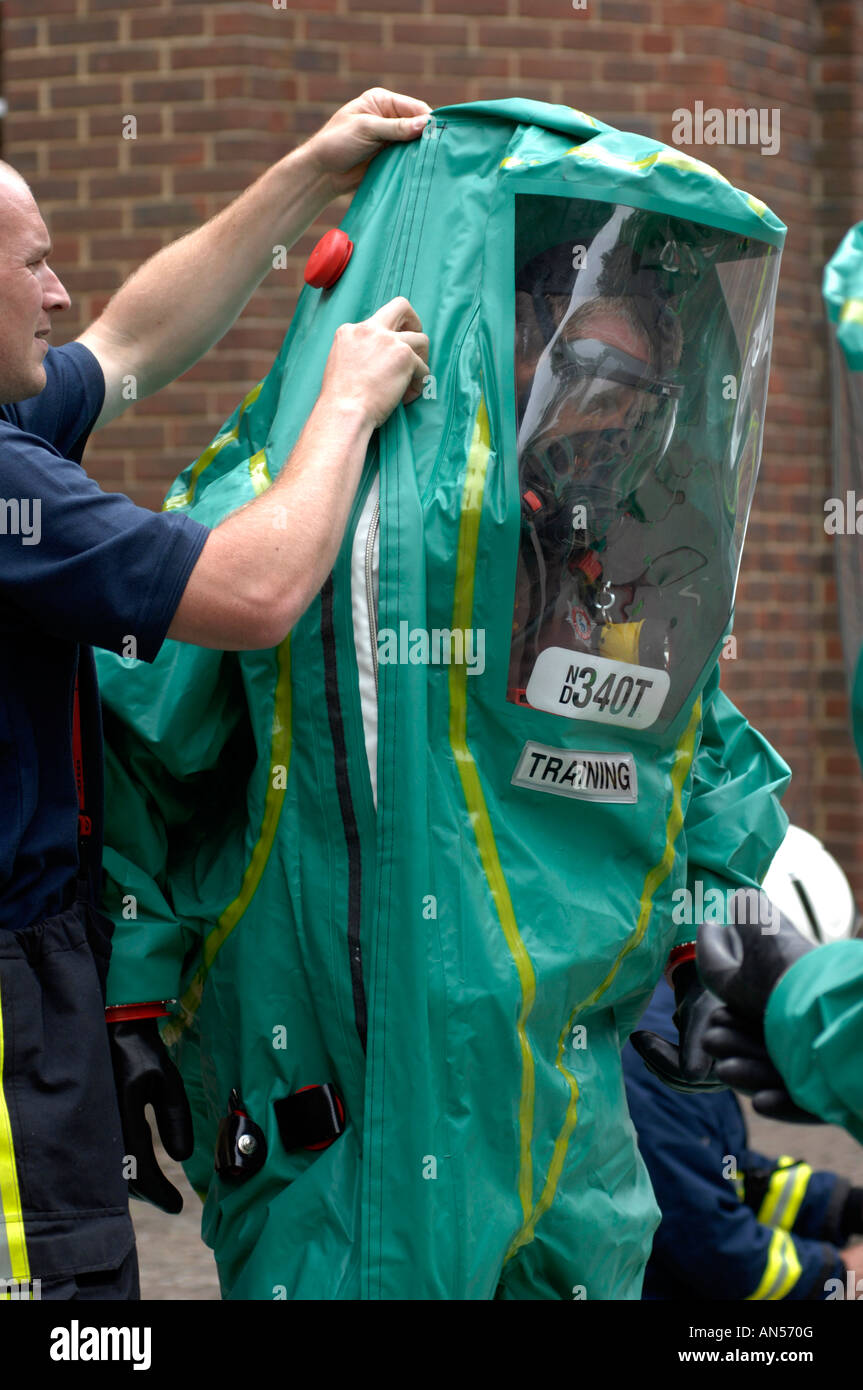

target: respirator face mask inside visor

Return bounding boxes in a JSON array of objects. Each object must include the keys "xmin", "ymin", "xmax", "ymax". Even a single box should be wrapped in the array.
[{"xmin": 521, "ymin": 337, "xmax": 682, "ymax": 516}]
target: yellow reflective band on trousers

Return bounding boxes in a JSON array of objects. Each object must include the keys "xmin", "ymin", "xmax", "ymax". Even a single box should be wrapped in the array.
[
  {"xmin": 507, "ymin": 694, "xmax": 702, "ymax": 1261},
  {"xmin": 757, "ymin": 1157, "xmax": 811, "ymax": 1233},
  {"xmin": 163, "ymin": 635, "xmax": 293, "ymax": 1044},
  {"xmin": 0, "ymin": 978, "xmax": 30, "ymax": 1284},
  {"xmin": 449, "ymin": 395, "xmax": 538, "ymax": 1224},
  {"xmin": 746, "ymin": 1227, "xmax": 803, "ymax": 1301}
]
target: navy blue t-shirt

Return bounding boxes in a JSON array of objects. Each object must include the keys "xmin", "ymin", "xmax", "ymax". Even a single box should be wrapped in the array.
[{"xmin": 0, "ymin": 342, "xmax": 209, "ymax": 930}]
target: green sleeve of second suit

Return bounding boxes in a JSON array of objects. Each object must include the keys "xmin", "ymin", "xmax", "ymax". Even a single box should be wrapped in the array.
[
  {"xmin": 679, "ymin": 663, "xmax": 791, "ymax": 946},
  {"xmin": 765, "ymin": 942, "xmax": 863, "ymax": 1145},
  {"xmin": 99, "ymin": 640, "xmax": 246, "ymax": 1006}
]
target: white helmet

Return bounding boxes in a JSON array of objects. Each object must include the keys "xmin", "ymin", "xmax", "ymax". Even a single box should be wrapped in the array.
[{"xmin": 762, "ymin": 824, "xmax": 858, "ymax": 945}]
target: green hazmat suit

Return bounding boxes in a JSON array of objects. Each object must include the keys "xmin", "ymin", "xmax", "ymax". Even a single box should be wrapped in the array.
[
  {"xmin": 755, "ymin": 224, "xmax": 863, "ymax": 1146},
  {"xmin": 96, "ymin": 100, "xmax": 791, "ymax": 1298}
]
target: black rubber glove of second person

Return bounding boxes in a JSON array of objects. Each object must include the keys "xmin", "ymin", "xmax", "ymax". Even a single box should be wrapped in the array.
[
  {"xmin": 697, "ymin": 891, "xmax": 823, "ymax": 1125},
  {"xmin": 630, "ymin": 958, "xmax": 725, "ymax": 1093},
  {"xmin": 109, "ymin": 1018, "xmax": 195, "ymax": 1214}
]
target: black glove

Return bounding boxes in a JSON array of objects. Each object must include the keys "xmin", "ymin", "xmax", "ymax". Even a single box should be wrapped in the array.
[
  {"xmin": 630, "ymin": 958, "xmax": 726, "ymax": 1093},
  {"xmin": 840, "ymin": 1187, "xmax": 863, "ymax": 1241},
  {"xmin": 109, "ymin": 1018, "xmax": 194, "ymax": 1214},
  {"xmin": 697, "ymin": 892, "xmax": 822, "ymax": 1124}
]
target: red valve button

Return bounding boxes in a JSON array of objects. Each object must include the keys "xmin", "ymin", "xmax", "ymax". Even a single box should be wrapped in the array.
[{"xmin": 304, "ymin": 229, "xmax": 354, "ymax": 289}]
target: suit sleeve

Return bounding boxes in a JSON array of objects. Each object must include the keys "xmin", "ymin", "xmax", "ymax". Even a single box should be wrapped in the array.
[
  {"xmin": 626, "ymin": 1068, "xmax": 844, "ymax": 1300},
  {"xmin": 741, "ymin": 1148, "xmax": 851, "ymax": 1246},
  {"xmin": 675, "ymin": 662, "xmax": 791, "ymax": 948},
  {"xmin": 765, "ymin": 941, "xmax": 863, "ymax": 1144},
  {"xmin": 99, "ymin": 639, "xmax": 247, "ymax": 1006}
]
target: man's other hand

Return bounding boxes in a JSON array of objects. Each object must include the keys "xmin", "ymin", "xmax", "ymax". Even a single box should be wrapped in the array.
[
  {"xmin": 321, "ymin": 296, "xmax": 430, "ymax": 429},
  {"xmin": 305, "ymin": 87, "xmax": 432, "ymax": 196}
]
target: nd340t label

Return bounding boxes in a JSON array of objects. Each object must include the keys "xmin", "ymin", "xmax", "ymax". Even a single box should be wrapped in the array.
[{"xmin": 525, "ymin": 648, "xmax": 670, "ymax": 730}]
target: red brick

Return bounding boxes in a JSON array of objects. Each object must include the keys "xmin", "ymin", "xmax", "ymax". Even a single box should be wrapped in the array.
[
  {"xmin": 49, "ymin": 145, "xmax": 120, "ymax": 172},
  {"xmin": 393, "ymin": 20, "xmax": 467, "ymax": 45},
  {"xmin": 170, "ymin": 45, "xmax": 280, "ymax": 72},
  {"xmin": 48, "ymin": 19, "xmax": 119, "ymax": 44},
  {"xmin": 88, "ymin": 173, "xmax": 164, "ymax": 199},
  {"xmin": 352, "ymin": 47, "xmax": 427, "ymax": 76},
  {"xmin": 642, "ymin": 32, "xmax": 674, "ymax": 53},
  {"xmin": 51, "ymin": 82, "xmax": 124, "ymax": 108},
  {"xmin": 130, "ymin": 79, "xmax": 208, "ymax": 104},
  {"xmin": 5, "ymin": 0, "xmax": 75, "ymax": 13},
  {"xmin": 89, "ymin": 49, "xmax": 161, "ymax": 76},
  {"xmin": 133, "ymin": 140, "xmax": 206, "ymax": 166},
  {"xmin": 5, "ymin": 54, "xmax": 78, "ymax": 79},
  {"xmin": 130, "ymin": 14, "xmax": 206, "ymax": 40},
  {"xmin": 310, "ymin": 18, "xmax": 385, "ymax": 44},
  {"xmin": 132, "ymin": 201, "xmax": 200, "ymax": 230}
]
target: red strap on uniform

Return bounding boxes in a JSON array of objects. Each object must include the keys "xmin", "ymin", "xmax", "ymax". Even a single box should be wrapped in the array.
[
  {"xmin": 105, "ymin": 1002, "xmax": 172, "ymax": 1022},
  {"xmin": 72, "ymin": 673, "xmax": 92, "ymax": 842}
]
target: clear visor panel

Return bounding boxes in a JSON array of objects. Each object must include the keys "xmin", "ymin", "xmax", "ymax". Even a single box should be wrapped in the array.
[
  {"xmin": 829, "ymin": 325, "xmax": 863, "ymax": 692},
  {"xmin": 508, "ymin": 195, "xmax": 781, "ymax": 732}
]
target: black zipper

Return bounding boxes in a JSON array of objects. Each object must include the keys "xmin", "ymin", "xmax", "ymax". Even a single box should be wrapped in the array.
[{"xmin": 320, "ymin": 575, "xmax": 368, "ymax": 1052}]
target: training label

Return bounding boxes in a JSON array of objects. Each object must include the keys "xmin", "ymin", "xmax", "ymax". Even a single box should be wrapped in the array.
[
  {"xmin": 525, "ymin": 648, "xmax": 669, "ymax": 730},
  {"xmin": 512, "ymin": 742, "xmax": 638, "ymax": 803}
]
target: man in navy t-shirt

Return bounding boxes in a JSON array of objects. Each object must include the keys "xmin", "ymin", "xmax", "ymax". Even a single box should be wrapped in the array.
[{"xmin": 0, "ymin": 88, "xmax": 431, "ymax": 1299}]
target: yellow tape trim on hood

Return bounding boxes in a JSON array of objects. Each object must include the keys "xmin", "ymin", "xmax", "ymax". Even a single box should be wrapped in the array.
[
  {"xmin": 0, "ymin": 980, "xmax": 30, "ymax": 1283},
  {"xmin": 507, "ymin": 694, "xmax": 701, "ymax": 1261},
  {"xmin": 449, "ymin": 394, "xmax": 538, "ymax": 1223},
  {"xmin": 163, "ymin": 382, "xmax": 264, "ymax": 512},
  {"xmin": 841, "ymin": 297, "xmax": 863, "ymax": 326},
  {"xmin": 164, "ymin": 636, "xmax": 292, "ymax": 1041}
]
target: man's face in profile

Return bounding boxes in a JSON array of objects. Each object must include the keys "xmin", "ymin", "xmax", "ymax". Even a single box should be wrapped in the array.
[{"xmin": 0, "ymin": 167, "xmax": 71, "ymax": 405}]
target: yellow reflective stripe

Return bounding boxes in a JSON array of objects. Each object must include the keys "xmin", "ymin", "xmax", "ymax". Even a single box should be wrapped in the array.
[
  {"xmin": 449, "ymin": 395, "xmax": 537, "ymax": 1223},
  {"xmin": 0, "ymin": 979, "xmax": 30, "ymax": 1283},
  {"xmin": 746, "ymin": 1228, "xmax": 803, "ymax": 1301},
  {"xmin": 163, "ymin": 636, "xmax": 292, "ymax": 1042},
  {"xmin": 747, "ymin": 193, "xmax": 768, "ymax": 219},
  {"xmin": 163, "ymin": 382, "xmax": 264, "ymax": 512},
  {"xmin": 567, "ymin": 695, "xmax": 701, "ymax": 1024},
  {"xmin": 566, "ymin": 144, "xmax": 731, "ymax": 186},
  {"xmin": 841, "ymin": 297, "xmax": 863, "ymax": 326},
  {"xmin": 248, "ymin": 449, "xmax": 272, "ymax": 495},
  {"xmin": 757, "ymin": 1160, "xmax": 812, "ymax": 1232},
  {"xmin": 506, "ymin": 694, "xmax": 701, "ymax": 1260}
]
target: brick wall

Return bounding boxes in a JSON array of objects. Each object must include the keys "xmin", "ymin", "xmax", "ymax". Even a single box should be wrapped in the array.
[{"xmin": 3, "ymin": 0, "xmax": 863, "ymax": 895}]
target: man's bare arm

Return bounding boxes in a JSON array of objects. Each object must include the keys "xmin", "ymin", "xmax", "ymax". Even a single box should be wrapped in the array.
[
  {"xmin": 167, "ymin": 298, "xmax": 428, "ymax": 651},
  {"xmin": 76, "ymin": 90, "xmax": 430, "ymax": 431}
]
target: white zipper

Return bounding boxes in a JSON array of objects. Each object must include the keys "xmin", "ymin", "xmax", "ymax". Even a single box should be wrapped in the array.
[
  {"xmin": 365, "ymin": 496, "xmax": 380, "ymax": 695},
  {"xmin": 350, "ymin": 477, "xmax": 380, "ymax": 808}
]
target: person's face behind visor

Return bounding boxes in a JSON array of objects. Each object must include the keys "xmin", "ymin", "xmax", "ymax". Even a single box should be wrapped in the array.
[
  {"xmin": 532, "ymin": 310, "xmax": 653, "ymax": 445},
  {"xmin": 517, "ymin": 303, "xmax": 674, "ymax": 533}
]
